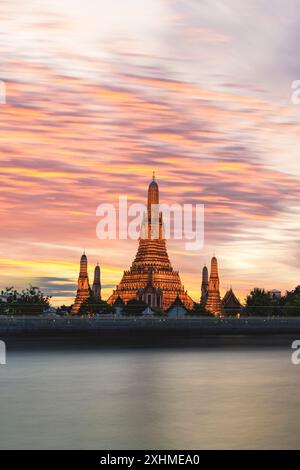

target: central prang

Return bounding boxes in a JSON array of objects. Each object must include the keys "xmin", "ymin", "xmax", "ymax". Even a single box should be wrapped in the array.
[{"xmin": 107, "ymin": 175, "xmax": 194, "ymax": 311}]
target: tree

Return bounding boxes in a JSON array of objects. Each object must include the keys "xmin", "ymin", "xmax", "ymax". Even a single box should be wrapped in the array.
[
  {"xmin": 123, "ymin": 299, "xmax": 148, "ymax": 316},
  {"xmin": 192, "ymin": 302, "xmax": 213, "ymax": 316},
  {"xmin": 56, "ymin": 305, "xmax": 72, "ymax": 315},
  {"xmin": 78, "ymin": 294, "xmax": 113, "ymax": 316},
  {"xmin": 244, "ymin": 288, "xmax": 275, "ymax": 317},
  {"xmin": 0, "ymin": 285, "xmax": 50, "ymax": 315},
  {"xmin": 281, "ymin": 286, "xmax": 300, "ymax": 317},
  {"xmin": 282, "ymin": 297, "xmax": 300, "ymax": 317}
]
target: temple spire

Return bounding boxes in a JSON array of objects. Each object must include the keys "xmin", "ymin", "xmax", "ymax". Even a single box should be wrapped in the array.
[
  {"xmin": 107, "ymin": 176, "xmax": 194, "ymax": 311},
  {"xmin": 71, "ymin": 252, "xmax": 90, "ymax": 314},
  {"xmin": 200, "ymin": 265, "xmax": 209, "ymax": 304},
  {"xmin": 79, "ymin": 251, "xmax": 88, "ymax": 275},
  {"xmin": 147, "ymin": 173, "xmax": 160, "ymax": 239},
  {"xmin": 147, "ymin": 172, "xmax": 159, "ymax": 210},
  {"xmin": 92, "ymin": 263, "xmax": 101, "ymax": 300},
  {"xmin": 205, "ymin": 255, "xmax": 222, "ymax": 316}
]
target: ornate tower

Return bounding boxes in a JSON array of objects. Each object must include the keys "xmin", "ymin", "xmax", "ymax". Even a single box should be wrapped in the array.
[
  {"xmin": 92, "ymin": 263, "xmax": 101, "ymax": 300},
  {"xmin": 206, "ymin": 256, "xmax": 222, "ymax": 316},
  {"xmin": 71, "ymin": 252, "xmax": 91, "ymax": 314},
  {"xmin": 108, "ymin": 175, "xmax": 194, "ymax": 311},
  {"xmin": 200, "ymin": 265, "xmax": 209, "ymax": 304}
]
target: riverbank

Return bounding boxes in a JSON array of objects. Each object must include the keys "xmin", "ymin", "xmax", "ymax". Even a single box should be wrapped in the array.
[{"xmin": 0, "ymin": 317, "xmax": 299, "ymax": 347}]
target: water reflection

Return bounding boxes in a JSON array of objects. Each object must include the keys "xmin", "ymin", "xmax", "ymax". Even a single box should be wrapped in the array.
[{"xmin": 0, "ymin": 348, "xmax": 299, "ymax": 449}]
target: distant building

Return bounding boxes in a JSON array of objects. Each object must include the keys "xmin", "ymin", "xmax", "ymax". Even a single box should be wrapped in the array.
[
  {"xmin": 270, "ymin": 289, "xmax": 281, "ymax": 300},
  {"xmin": 205, "ymin": 256, "xmax": 222, "ymax": 316},
  {"xmin": 222, "ymin": 288, "xmax": 242, "ymax": 316}
]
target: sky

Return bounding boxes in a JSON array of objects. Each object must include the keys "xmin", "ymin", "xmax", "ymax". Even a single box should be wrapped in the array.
[{"xmin": 1, "ymin": 0, "xmax": 300, "ymax": 306}]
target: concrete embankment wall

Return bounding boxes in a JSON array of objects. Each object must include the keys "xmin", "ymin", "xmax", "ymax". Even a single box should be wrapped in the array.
[{"xmin": 0, "ymin": 316, "xmax": 300, "ymax": 337}]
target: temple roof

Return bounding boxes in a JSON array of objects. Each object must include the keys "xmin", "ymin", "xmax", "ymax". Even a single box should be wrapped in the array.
[
  {"xmin": 166, "ymin": 295, "xmax": 187, "ymax": 312},
  {"xmin": 222, "ymin": 288, "xmax": 241, "ymax": 308}
]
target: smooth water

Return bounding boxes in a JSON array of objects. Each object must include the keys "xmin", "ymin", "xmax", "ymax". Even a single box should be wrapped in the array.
[{"xmin": 0, "ymin": 346, "xmax": 299, "ymax": 449}]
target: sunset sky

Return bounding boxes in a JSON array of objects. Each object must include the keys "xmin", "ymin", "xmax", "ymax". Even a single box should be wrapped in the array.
[{"xmin": 1, "ymin": 0, "xmax": 300, "ymax": 306}]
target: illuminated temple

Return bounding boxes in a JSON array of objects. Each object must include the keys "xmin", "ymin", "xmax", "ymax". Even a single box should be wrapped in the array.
[
  {"xmin": 71, "ymin": 176, "xmax": 238, "ymax": 316},
  {"xmin": 107, "ymin": 175, "xmax": 194, "ymax": 311}
]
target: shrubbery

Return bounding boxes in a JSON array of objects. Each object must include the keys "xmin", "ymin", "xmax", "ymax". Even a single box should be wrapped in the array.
[{"xmin": 0, "ymin": 285, "xmax": 50, "ymax": 315}]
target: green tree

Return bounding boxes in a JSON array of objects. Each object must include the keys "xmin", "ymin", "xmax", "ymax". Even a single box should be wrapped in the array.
[
  {"xmin": 56, "ymin": 304, "xmax": 72, "ymax": 315},
  {"xmin": 123, "ymin": 299, "xmax": 148, "ymax": 316},
  {"xmin": 281, "ymin": 286, "xmax": 300, "ymax": 317},
  {"xmin": 282, "ymin": 297, "xmax": 300, "ymax": 317},
  {"xmin": 244, "ymin": 288, "xmax": 275, "ymax": 317},
  {"xmin": 78, "ymin": 294, "xmax": 113, "ymax": 316},
  {"xmin": 192, "ymin": 302, "xmax": 213, "ymax": 316},
  {"xmin": 0, "ymin": 285, "xmax": 50, "ymax": 315}
]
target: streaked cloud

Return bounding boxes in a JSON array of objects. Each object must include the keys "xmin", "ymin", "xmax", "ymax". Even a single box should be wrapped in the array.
[{"xmin": 1, "ymin": 0, "xmax": 300, "ymax": 305}]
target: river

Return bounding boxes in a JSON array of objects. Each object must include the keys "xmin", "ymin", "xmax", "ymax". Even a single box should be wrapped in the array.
[{"xmin": 0, "ymin": 343, "xmax": 299, "ymax": 449}]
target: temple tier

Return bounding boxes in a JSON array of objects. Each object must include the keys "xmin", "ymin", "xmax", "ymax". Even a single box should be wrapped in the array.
[{"xmin": 107, "ymin": 175, "xmax": 194, "ymax": 311}]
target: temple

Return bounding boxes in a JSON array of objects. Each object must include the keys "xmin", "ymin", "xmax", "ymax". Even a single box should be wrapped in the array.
[
  {"xmin": 107, "ymin": 175, "xmax": 194, "ymax": 311},
  {"xmin": 71, "ymin": 177, "xmax": 238, "ymax": 316}
]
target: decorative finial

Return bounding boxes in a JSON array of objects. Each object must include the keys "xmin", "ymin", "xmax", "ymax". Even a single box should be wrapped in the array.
[
  {"xmin": 152, "ymin": 170, "xmax": 155, "ymax": 181},
  {"xmin": 83, "ymin": 248, "xmax": 85, "ymax": 255}
]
